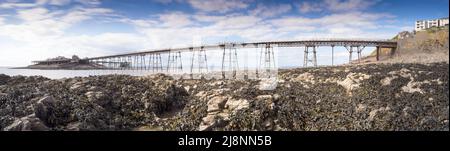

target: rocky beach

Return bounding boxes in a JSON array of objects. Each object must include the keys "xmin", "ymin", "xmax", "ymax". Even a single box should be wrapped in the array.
[{"xmin": 0, "ymin": 62, "xmax": 448, "ymax": 131}]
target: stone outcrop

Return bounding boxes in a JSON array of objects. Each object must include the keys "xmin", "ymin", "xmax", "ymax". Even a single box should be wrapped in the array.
[{"xmin": 0, "ymin": 62, "xmax": 448, "ymax": 131}]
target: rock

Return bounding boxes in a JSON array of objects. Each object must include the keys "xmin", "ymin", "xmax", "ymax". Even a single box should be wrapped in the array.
[
  {"xmin": 355, "ymin": 104, "xmax": 367, "ymax": 113},
  {"xmin": 401, "ymin": 78, "xmax": 424, "ymax": 94},
  {"xmin": 134, "ymin": 125, "xmax": 164, "ymax": 131},
  {"xmin": 66, "ymin": 122, "xmax": 81, "ymax": 131},
  {"xmin": 35, "ymin": 96, "xmax": 57, "ymax": 123},
  {"xmin": 263, "ymin": 119, "xmax": 272, "ymax": 129},
  {"xmin": 420, "ymin": 116, "xmax": 437, "ymax": 128},
  {"xmin": 207, "ymin": 96, "xmax": 228, "ymax": 112},
  {"xmin": 85, "ymin": 91, "xmax": 106, "ymax": 104},
  {"xmin": 316, "ymin": 99, "xmax": 321, "ymax": 104},
  {"xmin": 184, "ymin": 86, "xmax": 191, "ymax": 92},
  {"xmin": 3, "ymin": 114, "xmax": 49, "ymax": 131},
  {"xmin": 273, "ymin": 94, "xmax": 281, "ymax": 101},
  {"xmin": 402, "ymin": 106, "xmax": 412, "ymax": 117},
  {"xmin": 380, "ymin": 76, "xmax": 397, "ymax": 86},
  {"xmin": 368, "ymin": 107, "xmax": 388, "ymax": 121},
  {"xmin": 209, "ymin": 81, "xmax": 224, "ymax": 87},
  {"xmin": 34, "ymin": 96, "xmax": 71, "ymax": 127},
  {"xmin": 199, "ymin": 112, "xmax": 230, "ymax": 131},
  {"xmin": 88, "ymin": 86, "xmax": 99, "ymax": 91},
  {"xmin": 293, "ymin": 72, "xmax": 314, "ymax": 83},
  {"xmin": 256, "ymin": 95, "xmax": 272, "ymax": 101},
  {"xmin": 337, "ymin": 72, "xmax": 371, "ymax": 95},
  {"xmin": 199, "ymin": 115, "xmax": 217, "ymax": 131},
  {"xmin": 195, "ymin": 91, "xmax": 206, "ymax": 98},
  {"xmin": 368, "ymin": 109, "xmax": 378, "ymax": 121},
  {"xmin": 225, "ymin": 99, "xmax": 249, "ymax": 112},
  {"xmin": 258, "ymin": 78, "xmax": 278, "ymax": 91},
  {"xmin": 70, "ymin": 82, "xmax": 83, "ymax": 90},
  {"xmin": 0, "ymin": 74, "xmax": 10, "ymax": 85}
]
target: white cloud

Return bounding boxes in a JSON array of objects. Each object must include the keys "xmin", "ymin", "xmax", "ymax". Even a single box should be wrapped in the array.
[
  {"xmin": 49, "ymin": 0, "xmax": 72, "ymax": 6},
  {"xmin": 296, "ymin": 0, "xmax": 379, "ymax": 13},
  {"xmin": 74, "ymin": 0, "xmax": 102, "ymax": 6},
  {"xmin": 0, "ymin": 32, "xmax": 149, "ymax": 66},
  {"xmin": 324, "ymin": 0, "xmax": 378, "ymax": 12},
  {"xmin": 297, "ymin": 1, "xmax": 322, "ymax": 13},
  {"xmin": 0, "ymin": 0, "xmax": 121, "ymax": 66},
  {"xmin": 187, "ymin": 0, "xmax": 251, "ymax": 13},
  {"xmin": 123, "ymin": 10, "xmax": 397, "ymax": 51},
  {"xmin": 62, "ymin": 7, "xmax": 114, "ymax": 24},
  {"xmin": 159, "ymin": 12, "xmax": 193, "ymax": 27},
  {"xmin": 0, "ymin": 2, "xmax": 37, "ymax": 8},
  {"xmin": 17, "ymin": 7, "xmax": 52, "ymax": 22},
  {"xmin": 212, "ymin": 15, "xmax": 261, "ymax": 29},
  {"xmin": 193, "ymin": 14, "xmax": 227, "ymax": 22},
  {"xmin": 120, "ymin": 18, "xmax": 158, "ymax": 28},
  {"xmin": 0, "ymin": 0, "xmax": 95, "ymax": 9},
  {"xmin": 271, "ymin": 12, "xmax": 389, "ymax": 30},
  {"xmin": 0, "ymin": 16, "xmax": 5, "ymax": 25},
  {"xmin": 0, "ymin": 0, "xmax": 402, "ymax": 67},
  {"xmin": 250, "ymin": 3, "xmax": 292, "ymax": 18}
]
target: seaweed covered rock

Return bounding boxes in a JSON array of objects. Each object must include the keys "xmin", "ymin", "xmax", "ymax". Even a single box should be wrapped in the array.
[
  {"xmin": 0, "ymin": 74, "xmax": 10, "ymax": 85},
  {"xmin": 3, "ymin": 114, "xmax": 49, "ymax": 131},
  {"xmin": 0, "ymin": 62, "xmax": 448, "ymax": 131},
  {"xmin": 35, "ymin": 96, "xmax": 73, "ymax": 127}
]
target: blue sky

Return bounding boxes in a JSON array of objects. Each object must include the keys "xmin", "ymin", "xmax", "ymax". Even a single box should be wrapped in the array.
[{"xmin": 0, "ymin": 0, "xmax": 449, "ymax": 67}]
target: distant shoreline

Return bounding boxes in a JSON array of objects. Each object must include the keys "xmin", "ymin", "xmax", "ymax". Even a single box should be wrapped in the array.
[{"xmin": 11, "ymin": 62, "xmax": 107, "ymax": 70}]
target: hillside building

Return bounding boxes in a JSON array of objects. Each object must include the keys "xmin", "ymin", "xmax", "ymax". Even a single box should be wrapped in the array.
[{"xmin": 415, "ymin": 17, "xmax": 449, "ymax": 31}]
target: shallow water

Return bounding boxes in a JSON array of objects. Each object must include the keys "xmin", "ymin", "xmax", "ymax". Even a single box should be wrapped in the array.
[
  {"xmin": 0, "ymin": 67, "xmax": 160, "ymax": 79},
  {"xmin": 0, "ymin": 65, "xmax": 299, "ymax": 79}
]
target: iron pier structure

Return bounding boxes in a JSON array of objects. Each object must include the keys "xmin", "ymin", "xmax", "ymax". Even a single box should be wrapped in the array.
[{"xmin": 83, "ymin": 39, "xmax": 397, "ymax": 78}]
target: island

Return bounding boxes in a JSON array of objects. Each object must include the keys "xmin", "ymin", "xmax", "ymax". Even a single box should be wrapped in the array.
[{"xmin": 14, "ymin": 55, "xmax": 106, "ymax": 70}]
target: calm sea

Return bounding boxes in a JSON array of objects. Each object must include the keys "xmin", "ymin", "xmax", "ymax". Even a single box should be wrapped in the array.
[
  {"xmin": 0, "ymin": 67, "xmax": 159, "ymax": 79},
  {"xmin": 0, "ymin": 65, "xmax": 299, "ymax": 79}
]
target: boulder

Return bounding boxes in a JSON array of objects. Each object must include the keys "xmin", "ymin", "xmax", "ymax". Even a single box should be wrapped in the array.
[
  {"xmin": 34, "ymin": 96, "xmax": 71, "ymax": 127},
  {"xmin": 0, "ymin": 74, "xmax": 10, "ymax": 85},
  {"xmin": 198, "ymin": 112, "xmax": 230, "ymax": 131},
  {"xmin": 69, "ymin": 82, "xmax": 83, "ymax": 90},
  {"xmin": 66, "ymin": 122, "xmax": 82, "ymax": 131},
  {"xmin": 258, "ymin": 78, "xmax": 278, "ymax": 91},
  {"xmin": 337, "ymin": 72, "xmax": 371, "ymax": 95},
  {"xmin": 35, "ymin": 96, "xmax": 57, "ymax": 123},
  {"xmin": 206, "ymin": 96, "xmax": 228, "ymax": 113},
  {"xmin": 3, "ymin": 114, "xmax": 49, "ymax": 131},
  {"xmin": 199, "ymin": 114, "xmax": 217, "ymax": 131},
  {"xmin": 225, "ymin": 99, "xmax": 249, "ymax": 112}
]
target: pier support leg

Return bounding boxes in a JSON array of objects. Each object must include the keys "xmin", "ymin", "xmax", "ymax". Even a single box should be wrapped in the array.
[
  {"xmin": 303, "ymin": 46, "xmax": 309, "ymax": 67},
  {"xmin": 304, "ymin": 46, "xmax": 316, "ymax": 67},
  {"xmin": 258, "ymin": 44, "xmax": 275, "ymax": 78},
  {"xmin": 313, "ymin": 46, "xmax": 317, "ymax": 67},
  {"xmin": 331, "ymin": 45, "xmax": 335, "ymax": 66},
  {"xmin": 221, "ymin": 46, "xmax": 239, "ymax": 79},
  {"xmin": 167, "ymin": 51, "xmax": 182, "ymax": 73},
  {"xmin": 390, "ymin": 47, "xmax": 396, "ymax": 58},
  {"xmin": 376, "ymin": 46, "xmax": 380, "ymax": 61},
  {"xmin": 190, "ymin": 47, "xmax": 208, "ymax": 79},
  {"xmin": 345, "ymin": 46, "xmax": 354, "ymax": 64},
  {"xmin": 356, "ymin": 46, "xmax": 365, "ymax": 63},
  {"xmin": 158, "ymin": 53, "xmax": 163, "ymax": 71}
]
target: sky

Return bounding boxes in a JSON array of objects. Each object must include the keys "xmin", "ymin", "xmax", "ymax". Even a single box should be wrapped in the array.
[{"xmin": 0, "ymin": 0, "xmax": 449, "ymax": 67}]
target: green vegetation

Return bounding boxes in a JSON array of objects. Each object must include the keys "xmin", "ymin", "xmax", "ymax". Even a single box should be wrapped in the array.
[{"xmin": 423, "ymin": 25, "xmax": 449, "ymax": 33}]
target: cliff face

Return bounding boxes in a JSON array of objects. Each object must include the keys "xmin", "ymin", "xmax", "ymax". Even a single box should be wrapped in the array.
[
  {"xmin": 366, "ymin": 26, "xmax": 449, "ymax": 64},
  {"xmin": 1, "ymin": 62, "xmax": 448, "ymax": 131}
]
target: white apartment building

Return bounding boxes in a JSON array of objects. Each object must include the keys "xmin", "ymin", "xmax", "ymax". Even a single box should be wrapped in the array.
[{"xmin": 415, "ymin": 17, "xmax": 449, "ymax": 31}]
